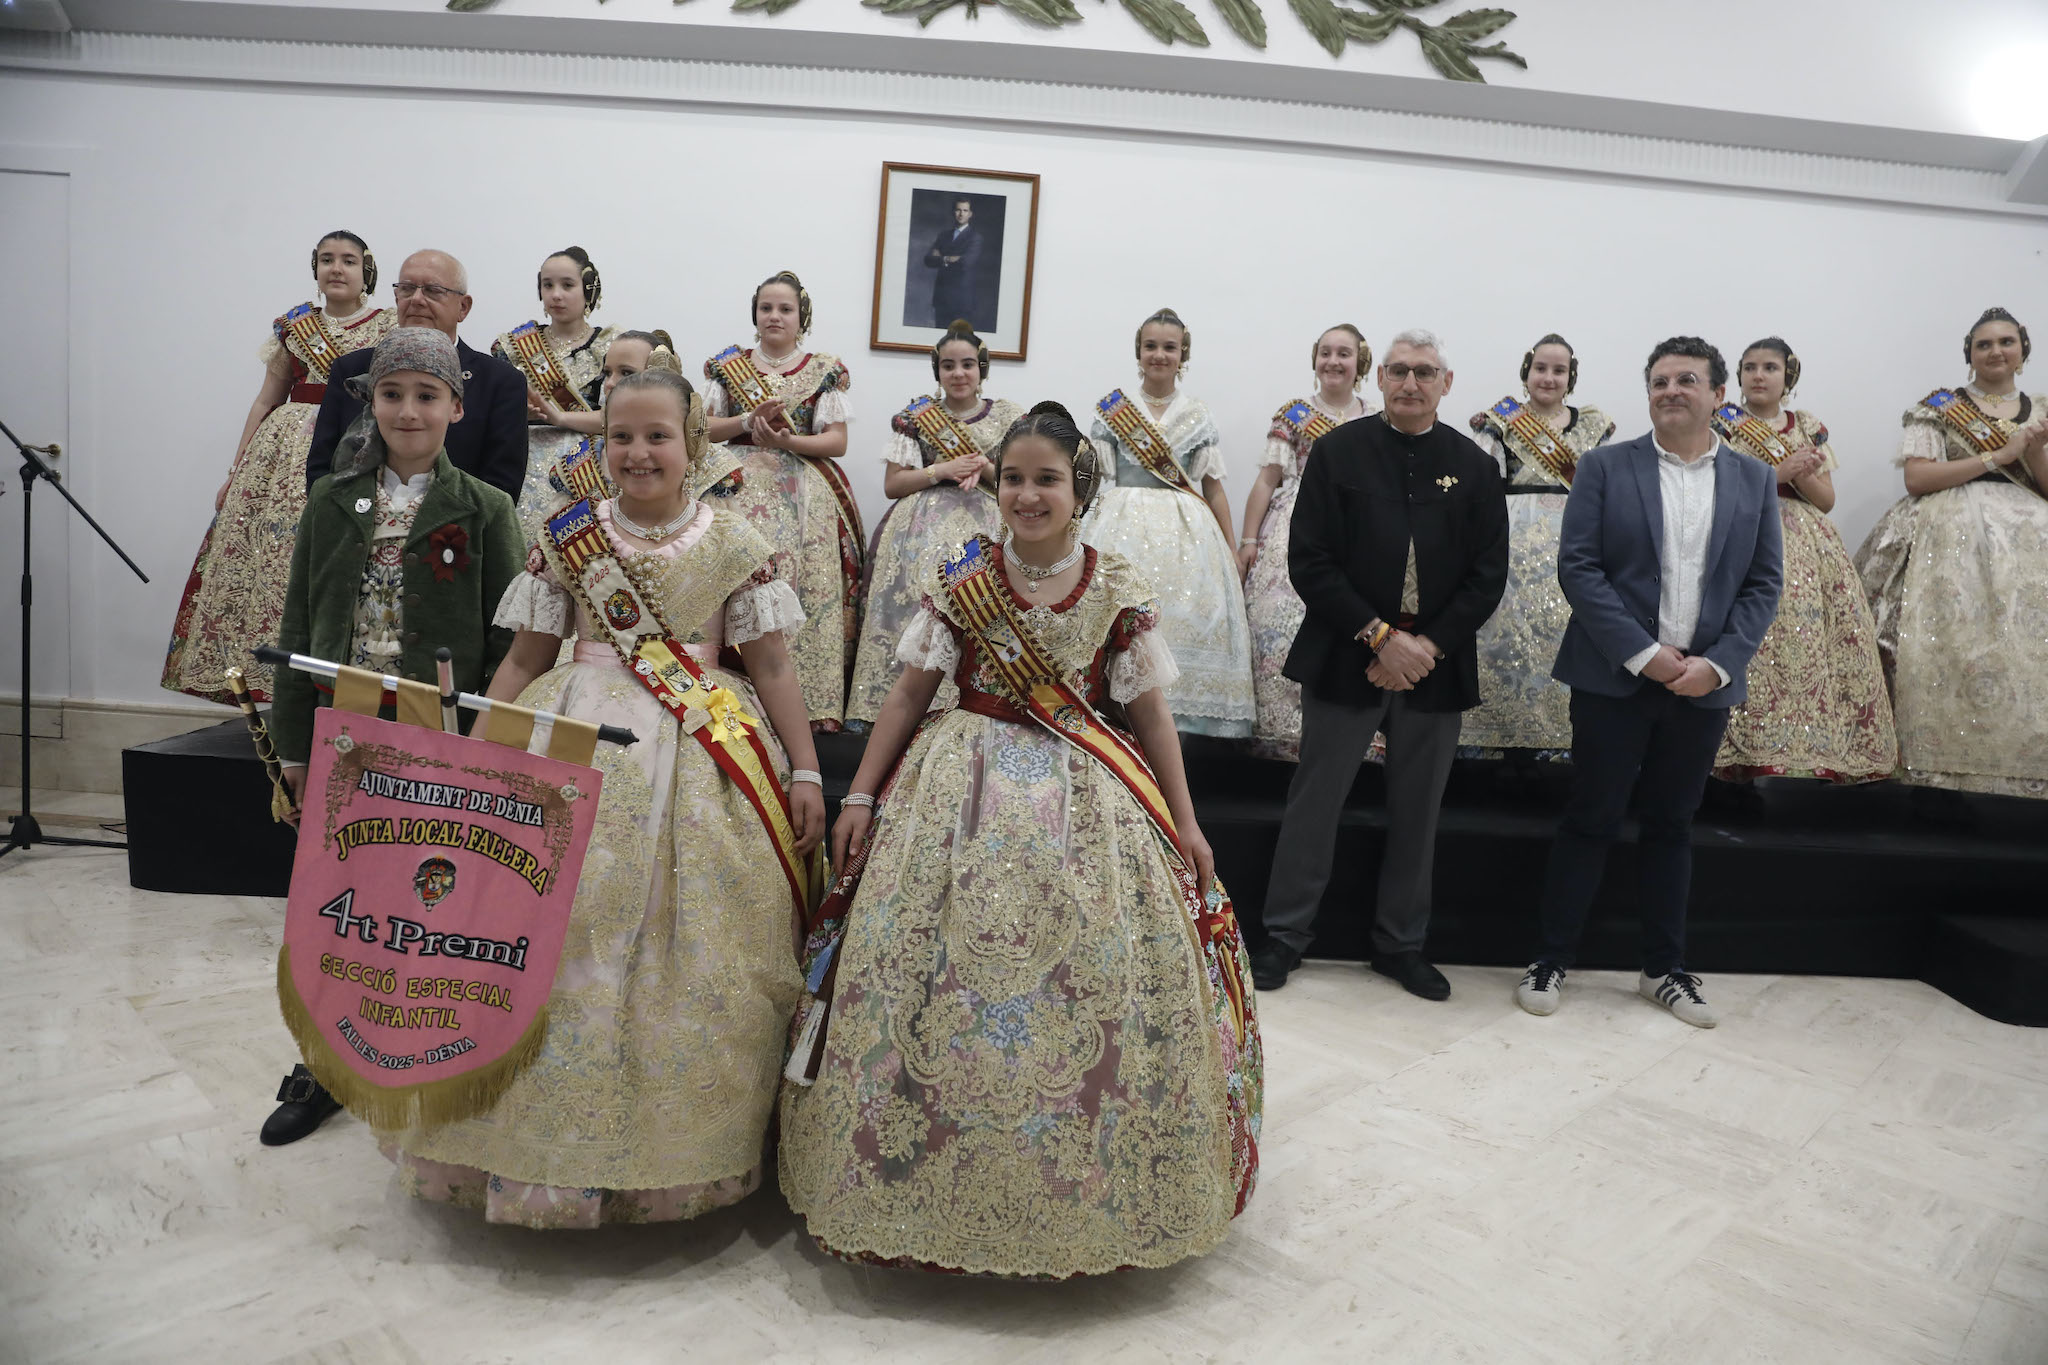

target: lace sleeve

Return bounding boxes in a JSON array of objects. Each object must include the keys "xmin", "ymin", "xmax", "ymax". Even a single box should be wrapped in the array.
[
  {"xmin": 1090, "ymin": 420, "xmax": 1120, "ymax": 488},
  {"xmin": 1479, "ymin": 430, "xmax": 1509, "ymax": 478},
  {"xmin": 702, "ymin": 379, "xmax": 731, "ymax": 419},
  {"xmin": 812, "ymin": 388, "xmax": 854, "ymax": 429},
  {"xmin": 724, "ymin": 577, "xmax": 806, "ymax": 646},
  {"xmin": 494, "ymin": 570, "xmax": 575, "ymax": 637},
  {"xmin": 1896, "ymin": 420, "xmax": 1945, "ymax": 467},
  {"xmin": 1108, "ymin": 620, "xmax": 1181, "ymax": 703},
  {"xmin": 1184, "ymin": 438, "xmax": 1227, "ymax": 485},
  {"xmin": 895, "ymin": 600, "xmax": 961, "ymax": 674},
  {"xmin": 1257, "ymin": 435, "xmax": 1294, "ymax": 471},
  {"xmin": 883, "ymin": 429, "xmax": 925, "ymax": 469}
]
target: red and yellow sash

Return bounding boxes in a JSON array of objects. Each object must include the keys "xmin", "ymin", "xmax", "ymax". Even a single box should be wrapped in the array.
[
  {"xmin": 543, "ymin": 498, "xmax": 821, "ymax": 918},
  {"xmin": 504, "ymin": 321, "xmax": 588, "ymax": 413},
  {"xmin": 1919, "ymin": 389, "xmax": 2043, "ymax": 497},
  {"xmin": 1712, "ymin": 404, "xmax": 1793, "ymax": 467},
  {"xmin": 1095, "ymin": 390, "xmax": 1201, "ymax": 497},
  {"xmin": 940, "ymin": 535, "xmax": 1249, "ymax": 1049},
  {"xmin": 1273, "ymin": 397, "xmax": 1340, "ymax": 449},
  {"xmin": 901, "ymin": 396, "xmax": 994, "ymax": 494},
  {"xmin": 710, "ymin": 344, "xmax": 868, "ymax": 566},
  {"xmin": 1478, "ymin": 396, "xmax": 1579, "ymax": 484},
  {"xmin": 281, "ymin": 303, "xmax": 348, "ymax": 384}
]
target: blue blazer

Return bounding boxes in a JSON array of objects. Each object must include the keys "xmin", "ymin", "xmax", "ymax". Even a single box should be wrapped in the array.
[{"xmin": 1550, "ymin": 433, "xmax": 1782, "ymax": 708}]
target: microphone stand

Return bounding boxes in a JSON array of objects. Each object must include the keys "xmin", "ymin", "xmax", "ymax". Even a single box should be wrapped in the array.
[{"xmin": 2, "ymin": 416, "xmax": 150, "ymax": 857}]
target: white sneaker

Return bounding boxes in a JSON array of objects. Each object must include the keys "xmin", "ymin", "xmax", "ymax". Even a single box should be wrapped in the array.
[
  {"xmin": 1516, "ymin": 961, "xmax": 1565, "ymax": 1015},
  {"xmin": 1640, "ymin": 970, "xmax": 1718, "ymax": 1028}
]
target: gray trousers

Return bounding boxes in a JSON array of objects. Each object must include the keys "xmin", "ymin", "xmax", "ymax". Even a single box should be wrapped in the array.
[{"xmin": 1261, "ymin": 688, "xmax": 1464, "ymax": 957}]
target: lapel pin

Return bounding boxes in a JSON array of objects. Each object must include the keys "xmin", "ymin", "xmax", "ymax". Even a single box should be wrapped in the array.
[
  {"xmin": 1437, "ymin": 475, "xmax": 1459, "ymax": 491},
  {"xmin": 354, "ymin": 497, "xmax": 373, "ymax": 514}
]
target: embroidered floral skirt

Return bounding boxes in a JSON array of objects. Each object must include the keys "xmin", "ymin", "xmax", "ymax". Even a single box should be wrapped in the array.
[
  {"xmin": 1857, "ymin": 481, "xmax": 2048, "ymax": 798},
  {"xmin": 1460, "ymin": 492, "xmax": 1574, "ymax": 758},
  {"xmin": 1082, "ymin": 487, "xmax": 1255, "ymax": 738},
  {"xmin": 846, "ymin": 485, "xmax": 997, "ymax": 725},
  {"xmin": 1716, "ymin": 499, "xmax": 1896, "ymax": 783},
  {"xmin": 382, "ymin": 657, "xmax": 804, "ymax": 1227},
  {"xmin": 730, "ymin": 450, "xmax": 857, "ymax": 728},
  {"xmin": 160, "ymin": 399, "xmax": 319, "ymax": 703},
  {"xmin": 779, "ymin": 708, "xmax": 1261, "ymax": 1276}
]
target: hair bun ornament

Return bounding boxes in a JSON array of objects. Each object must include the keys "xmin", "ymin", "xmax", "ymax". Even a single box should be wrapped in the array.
[{"xmin": 648, "ymin": 344, "xmax": 684, "ymax": 375}]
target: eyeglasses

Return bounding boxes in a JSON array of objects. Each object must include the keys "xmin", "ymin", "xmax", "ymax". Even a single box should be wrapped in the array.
[
  {"xmin": 1648, "ymin": 373, "xmax": 1709, "ymax": 390},
  {"xmin": 1384, "ymin": 364, "xmax": 1443, "ymax": 383},
  {"xmin": 393, "ymin": 282, "xmax": 461, "ymax": 301}
]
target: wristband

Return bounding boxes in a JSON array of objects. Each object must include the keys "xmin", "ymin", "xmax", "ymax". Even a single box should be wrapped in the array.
[
  {"xmin": 840, "ymin": 792, "xmax": 876, "ymax": 809},
  {"xmin": 1368, "ymin": 621, "xmax": 1394, "ymax": 653},
  {"xmin": 789, "ymin": 769, "xmax": 822, "ymax": 788},
  {"xmin": 1981, "ymin": 451, "xmax": 1999, "ymax": 472}
]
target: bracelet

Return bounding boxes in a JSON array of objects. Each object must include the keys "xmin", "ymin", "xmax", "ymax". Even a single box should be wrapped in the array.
[
  {"xmin": 789, "ymin": 769, "xmax": 822, "ymax": 788},
  {"xmin": 1237, "ymin": 537, "xmax": 1259, "ymax": 548},
  {"xmin": 1368, "ymin": 621, "xmax": 1394, "ymax": 653},
  {"xmin": 840, "ymin": 792, "xmax": 876, "ymax": 809},
  {"xmin": 929, "ymin": 465, "xmax": 943, "ymax": 484},
  {"xmin": 1981, "ymin": 451, "xmax": 1999, "ymax": 472}
]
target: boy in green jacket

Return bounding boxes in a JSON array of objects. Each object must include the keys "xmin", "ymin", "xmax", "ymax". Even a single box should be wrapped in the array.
[{"xmin": 264, "ymin": 326, "xmax": 524, "ymax": 1145}]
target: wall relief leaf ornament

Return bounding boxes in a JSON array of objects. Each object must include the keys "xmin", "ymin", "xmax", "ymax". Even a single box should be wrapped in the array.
[{"xmin": 444, "ymin": 0, "xmax": 1524, "ymax": 81}]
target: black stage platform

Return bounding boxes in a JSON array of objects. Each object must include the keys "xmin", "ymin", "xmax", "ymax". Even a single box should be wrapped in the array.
[{"xmin": 124, "ymin": 720, "xmax": 2048, "ymax": 1024}]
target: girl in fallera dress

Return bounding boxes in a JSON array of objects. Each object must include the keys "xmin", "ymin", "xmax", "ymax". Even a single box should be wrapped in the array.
[
  {"xmin": 1082, "ymin": 309, "xmax": 1256, "ymax": 738},
  {"xmin": 779, "ymin": 403, "xmax": 1261, "ymax": 1278},
  {"xmin": 494, "ymin": 246, "xmax": 616, "ymax": 544},
  {"xmin": 703, "ymin": 270, "xmax": 862, "ymax": 730},
  {"xmin": 1856, "ymin": 307, "xmax": 2048, "ymax": 802},
  {"xmin": 163, "ymin": 230, "xmax": 394, "ymax": 702},
  {"xmin": 534, "ymin": 329, "xmax": 745, "ymax": 503},
  {"xmin": 846, "ymin": 319, "xmax": 1021, "ymax": 727},
  {"xmin": 383, "ymin": 360, "xmax": 824, "ymax": 1229},
  {"xmin": 1710, "ymin": 338, "xmax": 1896, "ymax": 791},
  {"xmin": 1461, "ymin": 334, "xmax": 1616, "ymax": 761},
  {"xmin": 1239, "ymin": 324, "xmax": 1380, "ymax": 759}
]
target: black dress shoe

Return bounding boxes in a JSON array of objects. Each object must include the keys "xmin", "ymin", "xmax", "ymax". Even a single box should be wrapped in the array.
[
  {"xmin": 261, "ymin": 1064, "xmax": 342, "ymax": 1146},
  {"xmin": 1250, "ymin": 941, "xmax": 1302, "ymax": 991},
  {"xmin": 1372, "ymin": 951, "xmax": 1451, "ymax": 1001}
]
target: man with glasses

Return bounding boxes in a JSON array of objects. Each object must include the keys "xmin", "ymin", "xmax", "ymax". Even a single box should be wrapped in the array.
[
  {"xmin": 1252, "ymin": 329, "xmax": 1509, "ymax": 1000},
  {"xmin": 306, "ymin": 249, "xmax": 527, "ymax": 500},
  {"xmin": 1515, "ymin": 337, "xmax": 1781, "ymax": 1028}
]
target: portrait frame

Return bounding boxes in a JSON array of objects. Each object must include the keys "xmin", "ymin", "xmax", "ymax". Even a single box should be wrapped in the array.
[{"xmin": 870, "ymin": 162, "xmax": 1040, "ymax": 362}]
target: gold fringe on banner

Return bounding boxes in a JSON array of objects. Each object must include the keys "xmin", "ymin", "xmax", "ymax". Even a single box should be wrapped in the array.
[
  {"xmin": 544, "ymin": 715, "xmax": 600, "ymax": 767},
  {"xmin": 482, "ymin": 701, "xmax": 536, "ymax": 751},
  {"xmin": 332, "ymin": 665, "xmax": 384, "ymax": 717},
  {"xmin": 276, "ymin": 944, "xmax": 551, "ymax": 1132},
  {"xmin": 394, "ymin": 677, "xmax": 442, "ymax": 730}
]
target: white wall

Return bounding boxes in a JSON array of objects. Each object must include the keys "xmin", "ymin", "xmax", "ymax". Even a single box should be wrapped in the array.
[{"xmin": 5, "ymin": 70, "xmax": 2046, "ymax": 706}]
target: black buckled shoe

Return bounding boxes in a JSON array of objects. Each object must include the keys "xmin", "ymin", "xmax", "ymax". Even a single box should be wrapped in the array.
[
  {"xmin": 1250, "ymin": 941, "xmax": 1302, "ymax": 992},
  {"xmin": 1372, "ymin": 951, "xmax": 1451, "ymax": 1001},
  {"xmin": 260, "ymin": 1064, "xmax": 342, "ymax": 1146}
]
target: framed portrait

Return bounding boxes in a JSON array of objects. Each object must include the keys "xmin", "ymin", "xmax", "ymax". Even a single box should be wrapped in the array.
[{"xmin": 870, "ymin": 162, "xmax": 1040, "ymax": 361}]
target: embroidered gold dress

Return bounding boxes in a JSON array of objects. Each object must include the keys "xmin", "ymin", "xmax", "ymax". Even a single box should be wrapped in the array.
[
  {"xmin": 846, "ymin": 396, "xmax": 1021, "ymax": 725},
  {"xmin": 1461, "ymin": 404, "xmax": 1615, "ymax": 755},
  {"xmin": 779, "ymin": 546, "xmax": 1262, "ymax": 1277},
  {"xmin": 1082, "ymin": 392, "xmax": 1256, "ymax": 737},
  {"xmin": 1715, "ymin": 410, "xmax": 1896, "ymax": 782},
  {"xmin": 1855, "ymin": 393, "xmax": 2048, "ymax": 798},
  {"xmin": 384, "ymin": 501, "xmax": 807, "ymax": 1227},
  {"xmin": 492, "ymin": 323, "xmax": 616, "ymax": 546},
  {"xmin": 162, "ymin": 301, "xmax": 393, "ymax": 702},
  {"xmin": 1245, "ymin": 392, "xmax": 1379, "ymax": 758},
  {"xmin": 704, "ymin": 349, "xmax": 859, "ymax": 728}
]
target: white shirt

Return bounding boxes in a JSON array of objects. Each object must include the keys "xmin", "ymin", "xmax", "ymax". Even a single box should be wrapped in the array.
[{"xmin": 1623, "ymin": 434, "xmax": 1730, "ymax": 688}]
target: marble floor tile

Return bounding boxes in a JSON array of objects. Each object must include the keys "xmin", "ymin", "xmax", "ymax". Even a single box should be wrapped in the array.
[{"xmin": 0, "ymin": 846, "xmax": 2043, "ymax": 1365}]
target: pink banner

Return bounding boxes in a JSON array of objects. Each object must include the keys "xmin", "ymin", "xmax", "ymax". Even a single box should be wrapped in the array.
[{"xmin": 278, "ymin": 708, "xmax": 602, "ymax": 1127}]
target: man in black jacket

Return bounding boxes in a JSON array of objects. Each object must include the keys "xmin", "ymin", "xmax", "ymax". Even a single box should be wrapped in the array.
[
  {"xmin": 923, "ymin": 197, "xmax": 984, "ymax": 326},
  {"xmin": 305, "ymin": 249, "xmax": 528, "ymax": 503},
  {"xmin": 1253, "ymin": 329, "xmax": 1509, "ymax": 999}
]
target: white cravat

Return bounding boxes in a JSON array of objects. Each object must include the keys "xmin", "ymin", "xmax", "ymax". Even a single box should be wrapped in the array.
[{"xmin": 1623, "ymin": 435, "xmax": 1730, "ymax": 687}]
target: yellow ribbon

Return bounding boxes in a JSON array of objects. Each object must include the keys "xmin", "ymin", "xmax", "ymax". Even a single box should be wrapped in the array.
[{"xmin": 700, "ymin": 686, "xmax": 759, "ymax": 746}]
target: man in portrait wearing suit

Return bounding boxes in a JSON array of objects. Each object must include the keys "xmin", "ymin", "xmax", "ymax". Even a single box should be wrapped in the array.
[
  {"xmin": 306, "ymin": 248, "xmax": 528, "ymax": 502},
  {"xmin": 1252, "ymin": 329, "xmax": 1510, "ymax": 1001},
  {"xmin": 923, "ymin": 197, "xmax": 984, "ymax": 327},
  {"xmin": 1516, "ymin": 336, "xmax": 1782, "ymax": 1029}
]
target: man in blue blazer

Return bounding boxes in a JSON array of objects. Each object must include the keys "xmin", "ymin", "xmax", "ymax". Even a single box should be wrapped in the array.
[
  {"xmin": 305, "ymin": 249, "xmax": 528, "ymax": 503},
  {"xmin": 1516, "ymin": 337, "xmax": 1782, "ymax": 1028}
]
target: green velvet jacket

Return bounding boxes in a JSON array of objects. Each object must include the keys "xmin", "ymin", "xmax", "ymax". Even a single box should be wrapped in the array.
[{"xmin": 271, "ymin": 449, "xmax": 524, "ymax": 763}]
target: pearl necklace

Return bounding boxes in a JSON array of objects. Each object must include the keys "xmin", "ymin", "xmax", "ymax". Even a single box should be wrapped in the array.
[
  {"xmin": 612, "ymin": 498, "xmax": 697, "ymax": 542},
  {"xmin": 1007, "ymin": 536, "xmax": 1084, "ymax": 594}
]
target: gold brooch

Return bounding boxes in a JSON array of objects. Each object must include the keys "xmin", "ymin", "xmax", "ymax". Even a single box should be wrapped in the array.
[{"xmin": 1437, "ymin": 475, "xmax": 1459, "ymax": 490}]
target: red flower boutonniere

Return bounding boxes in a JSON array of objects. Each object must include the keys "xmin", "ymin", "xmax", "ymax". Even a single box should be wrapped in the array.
[{"xmin": 426, "ymin": 524, "xmax": 470, "ymax": 583}]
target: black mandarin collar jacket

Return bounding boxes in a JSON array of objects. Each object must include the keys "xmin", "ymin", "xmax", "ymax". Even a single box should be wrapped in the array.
[{"xmin": 1281, "ymin": 412, "xmax": 1509, "ymax": 712}]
